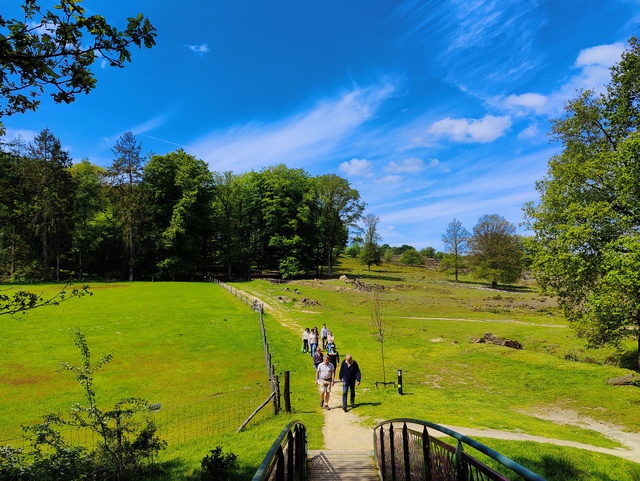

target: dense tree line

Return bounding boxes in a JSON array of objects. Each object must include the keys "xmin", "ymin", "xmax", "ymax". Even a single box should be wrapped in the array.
[{"xmin": 0, "ymin": 131, "xmax": 365, "ymax": 282}]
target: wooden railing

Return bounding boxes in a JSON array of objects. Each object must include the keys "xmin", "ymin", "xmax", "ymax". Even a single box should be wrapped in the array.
[
  {"xmin": 373, "ymin": 419, "xmax": 546, "ymax": 481},
  {"xmin": 251, "ymin": 420, "xmax": 307, "ymax": 481}
]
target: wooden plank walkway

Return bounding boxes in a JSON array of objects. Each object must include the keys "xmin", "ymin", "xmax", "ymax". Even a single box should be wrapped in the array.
[{"xmin": 307, "ymin": 450, "xmax": 379, "ymax": 481}]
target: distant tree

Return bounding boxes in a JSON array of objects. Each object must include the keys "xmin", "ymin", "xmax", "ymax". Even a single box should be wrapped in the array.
[
  {"xmin": 524, "ymin": 36, "xmax": 640, "ymax": 370},
  {"xmin": 441, "ymin": 218, "xmax": 471, "ymax": 281},
  {"xmin": 398, "ymin": 248, "xmax": 423, "ymax": 266},
  {"xmin": 345, "ymin": 242, "xmax": 361, "ymax": 258},
  {"xmin": 107, "ymin": 132, "xmax": 146, "ymax": 281},
  {"xmin": 359, "ymin": 213, "xmax": 381, "ymax": 270},
  {"xmin": 314, "ymin": 174, "xmax": 364, "ymax": 278},
  {"xmin": 143, "ymin": 149, "xmax": 214, "ymax": 280},
  {"xmin": 24, "ymin": 128, "xmax": 74, "ymax": 281},
  {"xmin": 383, "ymin": 248, "xmax": 394, "ymax": 263},
  {"xmin": 0, "ymin": 1, "xmax": 156, "ymax": 134},
  {"xmin": 393, "ymin": 244, "xmax": 415, "ymax": 255},
  {"xmin": 470, "ymin": 214, "xmax": 522, "ymax": 288},
  {"xmin": 420, "ymin": 246, "xmax": 436, "ymax": 258},
  {"xmin": 69, "ymin": 160, "xmax": 105, "ymax": 279}
]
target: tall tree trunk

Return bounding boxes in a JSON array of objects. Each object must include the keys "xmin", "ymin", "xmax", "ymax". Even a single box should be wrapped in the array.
[
  {"xmin": 42, "ymin": 223, "xmax": 49, "ymax": 282},
  {"xmin": 637, "ymin": 329, "xmax": 640, "ymax": 373},
  {"xmin": 128, "ymin": 226, "xmax": 134, "ymax": 282}
]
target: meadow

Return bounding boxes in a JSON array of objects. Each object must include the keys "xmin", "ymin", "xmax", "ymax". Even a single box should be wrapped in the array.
[{"xmin": 2, "ymin": 258, "xmax": 640, "ymax": 480}]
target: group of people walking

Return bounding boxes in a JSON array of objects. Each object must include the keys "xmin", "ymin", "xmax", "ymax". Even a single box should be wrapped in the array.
[{"xmin": 302, "ymin": 323, "xmax": 361, "ymax": 412}]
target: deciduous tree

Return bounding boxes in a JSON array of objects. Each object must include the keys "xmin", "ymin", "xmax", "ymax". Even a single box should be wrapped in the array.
[
  {"xmin": 524, "ymin": 36, "xmax": 640, "ymax": 370},
  {"xmin": 441, "ymin": 218, "xmax": 470, "ymax": 281},
  {"xmin": 359, "ymin": 213, "xmax": 381, "ymax": 270},
  {"xmin": 470, "ymin": 214, "xmax": 522, "ymax": 288}
]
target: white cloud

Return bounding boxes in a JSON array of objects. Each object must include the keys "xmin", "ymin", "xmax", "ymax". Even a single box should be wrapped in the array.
[
  {"xmin": 376, "ymin": 174, "xmax": 402, "ymax": 184},
  {"xmin": 428, "ymin": 115, "xmax": 511, "ymax": 143},
  {"xmin": 386, "ymin": 157, "xmax": 424, "ymax": 173},
  {"xmin": 495, "ymin": 93, "xmax": 548, "ymax": 116},
  {"xmin": 492, "ymin": 42, "xmax": 627, "ymax": 118},
  {"xmin": 185, "ymin": 43, "xmax": 210, "ymax": 55},
  {"xmin": 191, "ymin": 82, "xmax": 396, "ymax": 171},
  {"xmin": 340, "ymin": 158, "xmax": 373, "ymax": 177},
  {"xmin": 575, "ymin": 43, "xmax": 625, "ymax": 67},
  {"xmin": 518, "ymin": 123, "xmax": 540, "ymax": 140}
]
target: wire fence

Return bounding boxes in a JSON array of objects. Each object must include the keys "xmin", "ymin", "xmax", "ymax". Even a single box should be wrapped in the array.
[{"xmin": 0, "ymin": 385, "xmax": 272, "ymax": 450}]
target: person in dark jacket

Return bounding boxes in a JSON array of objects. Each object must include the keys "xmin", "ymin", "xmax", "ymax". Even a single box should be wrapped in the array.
[{"xmin": 338, "ymin": 354, "xmax": 361, "ymax": 412}]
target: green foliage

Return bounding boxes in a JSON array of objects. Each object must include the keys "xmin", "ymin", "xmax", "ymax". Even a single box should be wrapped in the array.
[
  {"xmin": 1, "ymin": 329, "xmax": 166, "ymax": 480},
  {"xmin": 196, "ymin": 446, "xmax": 238, "ymax": 481},
  {"xmin": 345, "ymin": 243, "xmax": 361, "ymax": 258},
  {"xmin": 470, "ymin": 214, "xmax": 523, "ymax": 288},
  {"xmin": 383, "ymin": 248, "xmax": 394, "ymax": 262},
  {"xmin": 0, "ymin": 1, "xmax": 157, "ymax": 133},
  {"xmin": 524, "ymin": 36, "xmax": 640, "ymax": 369},
  {"xmin": 359, "ymin": 242, "xmax": 381, "ymax": 270},
  {"xmin": 420, "ymin": 246, "xmax": 436, "ymax": 258},
  {"xmin": 441, "ymin": 218, "xmax": 471, "ymax": 281},
  {"xmin": 398, "ymin": 248, "xmax": 423, "ymax": 266}
]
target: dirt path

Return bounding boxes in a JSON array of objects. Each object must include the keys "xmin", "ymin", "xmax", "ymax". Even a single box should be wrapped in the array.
[{"xmin": 319, "ymin": 404, "xmax": 640, "ymax": 463}]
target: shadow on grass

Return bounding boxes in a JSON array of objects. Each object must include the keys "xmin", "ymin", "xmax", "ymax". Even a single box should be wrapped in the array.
[
  {"xmin": 512, "ymin": 453, "xmax": 639, "ymax": 481},
  {"xmin": 149, "ymin": 456, "xmax": 259, "ymax": 481},
  {"xmin": 453, "ymin": 279, "xmax": 536, "ymax": 293},
  {"xmin": 618, "ymin": 350, "xmax": 640, "ymax": 371}
]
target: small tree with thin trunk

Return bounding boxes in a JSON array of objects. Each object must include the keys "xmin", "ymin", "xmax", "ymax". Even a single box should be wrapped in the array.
[{"xmin": 369, "ymin": 291, "xmax": 392, "ymax": 385}]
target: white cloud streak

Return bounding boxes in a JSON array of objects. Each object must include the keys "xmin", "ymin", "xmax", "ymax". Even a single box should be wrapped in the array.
[{"xmin": 190, "ymin": 82, "xmax": 396, "ymax": 172}]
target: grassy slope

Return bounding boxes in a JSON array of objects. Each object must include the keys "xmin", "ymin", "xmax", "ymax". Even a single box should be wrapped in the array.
[
  {"xmin": 236, "ymin": 257, "xmax": 640, "ymax": 480},
  {"xmin": 0, "ymin": 282, "xmax": 300, "ymax": 479}
]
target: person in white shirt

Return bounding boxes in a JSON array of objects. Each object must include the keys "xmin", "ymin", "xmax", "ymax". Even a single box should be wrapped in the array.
[{"xmin": 315, "ymin": 355, "xmax": 335, "ymax": 410}]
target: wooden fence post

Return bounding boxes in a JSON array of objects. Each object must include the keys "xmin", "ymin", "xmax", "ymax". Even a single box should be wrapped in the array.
[{"xmin": 283, "ymin": 371, "xmax": 291, "ymax": 413}]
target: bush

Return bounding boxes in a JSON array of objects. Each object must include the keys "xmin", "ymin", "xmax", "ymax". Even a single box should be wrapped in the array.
[
  {"xmin": 198, "ymin": 446, "xmax": 238, "ymax": 481},
  {"xmin": 398, "ymin": 248, "xmax": 423, "ymax": 266}
]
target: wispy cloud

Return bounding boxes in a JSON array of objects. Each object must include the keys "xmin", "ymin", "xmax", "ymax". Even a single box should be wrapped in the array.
[
  {"xmin": 185, "ymin": 43, "xmax": 210, "ymax": 55},
  {"xmin": 428, "ymin": 115, "xmax": 512, "ymax": 143},
  {"xmin": 386, "ymin": 157, "xmax": 424, "ymax": 173},
  {"xmin": 190, "ymin": 81, "xmax": 396, "ymax": 171},
  {"xmin": 491, "ymin": 42, "xmax": 626, "ymax": 118},
  {"xmin": 103, "ymin": 114, "xmax": 170, "ymax": 144},
  {"xmin": 393, "ymin": 0, "xmax": 544, "ymax": 94}
]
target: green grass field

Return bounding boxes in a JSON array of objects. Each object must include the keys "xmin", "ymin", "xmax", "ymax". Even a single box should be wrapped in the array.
[{"xmin": 2, "ymin": 258, "xmax": 640, "ymax": 480}]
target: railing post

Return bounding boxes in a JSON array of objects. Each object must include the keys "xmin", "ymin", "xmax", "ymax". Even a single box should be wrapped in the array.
[
  {"xmin": 275, "ymin": 445, "xmax": 284, "ymax": 481},
  {"xmin": 389, "ymin": 423, "xmax": 396, "ymax": 481},
  {"xmin": 422, "ymin": 426, "xmax": 431, "ymax": 481},
  {"xmin": 287, "ymin": 431, "xmax": 294, "ymax": 481},
  {"xmin": 455, "ymin": 441, "xmax": 465, "ymax": 481},
  {"xmin": 402, "ymin": 423, "xmax": 411, "ymax": 481},
  {"xmin": 379, "ymin": 427, "xmax": 387, "ymax": 481}
]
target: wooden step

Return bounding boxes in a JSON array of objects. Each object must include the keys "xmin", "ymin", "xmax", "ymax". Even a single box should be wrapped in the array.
[{"xmin": 307, "ymin": 449, "xmax": 379, "ymax": 481}]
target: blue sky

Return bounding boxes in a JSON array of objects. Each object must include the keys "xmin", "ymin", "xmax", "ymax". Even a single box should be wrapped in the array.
[{"xmin": 3, "ymin": 1, "xmax": 638, "ymax": 250}]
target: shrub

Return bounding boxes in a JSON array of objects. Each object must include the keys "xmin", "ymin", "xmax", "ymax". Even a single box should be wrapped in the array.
[{"xmin": 198, "ymin": 446, "xmax": 238, "ymax": 481}]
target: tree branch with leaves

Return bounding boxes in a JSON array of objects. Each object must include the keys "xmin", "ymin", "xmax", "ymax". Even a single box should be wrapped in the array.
[{"xmin": 0, "ymin": 0, "xmax": 157, "ymax": 133}]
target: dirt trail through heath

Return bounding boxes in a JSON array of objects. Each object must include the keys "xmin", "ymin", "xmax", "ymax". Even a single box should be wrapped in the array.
[{"xmin": 239, "ymin": 287, "xmax": 640, "ymax": 463}]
